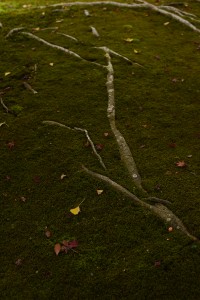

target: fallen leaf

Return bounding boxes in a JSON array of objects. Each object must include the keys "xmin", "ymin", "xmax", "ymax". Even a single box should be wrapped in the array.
[
  {"xmin": 56, "ymin": 19, "xmax": 63, "ymax": 23},
  {"xmin": 164, "ymin": 22, "xmax": 170, "ymax": 26},
  {"xmin": 103, "ymin": 132, "xmax": 109, "ymax": 137},
  {"xmin": 45, "ymin": 229, "xmax": 52, "ymax": 238},
  {"xmin": 5, "ymin": 72, "xmax": 11, "ymax": 76},
  {"xmin": 168, "ymin": 227, "xmax": 173, "ymax": 232},
  {"xmin": 134, "ymin": 49, "xmax": 140, "ymax": 54},
  {"xmin": 15, "ymin": 258, "xmax": 23, "ymax": 266},
  {"xmin": 124, "ymin": 38, "xmax": 133, "ymax": 42},
  {"xmin": 95, "ymin": 144, "xmax": 104, "ymax": 151},
  {"xmin": 49, "ymin": 62, "xmax": 54, "ymax": 66},
  {"xmin": 33, "ymin": 176, "xmax": 41, "ymax": 183},
  {"xmin": 20, "ymin": 196, "xmax": 26, "ymax": 202},
  {"xmin": 54, "ymin": 243, "xmax": 61, "ymax": 255},
  {"xmin": 187, "ymin": 155, "xmax": 192, "ymax": 158},
  {"xmin": 32, "ymin": 27, "xmax": 40, "ymax": 31},
  {"xmin": 7, "ymin": 141, "xmax": 15, "ymax": 150},
  {"xmin": 97, "ymin": 189, "xmax": 103, "ymax": 195},
  {"xmin": 154, "ymin": 261, "xmax": 161, "ymax": 267},
  {"xmin": 62, "ymin": 240, "xmax": 78, "ymax": 249},
  {"xmin": 176, "ymin": 161, "xmax": 186, "ymax": 167},
  {"xmin": 70, "ymin": 206, "xmax": 80, "ymax": 215},
  {"xmin": 169, "ymin": 143, "xmax": 176, "ymax": 148},
  {"xmin": 60, "ymin": 174, "xmax": 66, "ymax": 180}
]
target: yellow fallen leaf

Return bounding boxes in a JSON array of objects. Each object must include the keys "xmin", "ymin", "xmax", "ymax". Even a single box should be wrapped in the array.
[
  {"xmin": 49, "ymin": 62, "xmax": 54, "ymax": 66},
  {"xmin": 164, "ymin": 22, "xmax": 170, "ymax": 26},
  {"xmin": 5, "ymin": 72, "xmax": 11, "ymax": 76},
  {"xmin": 70, "ymin": 206, "xmax": 80, "ymax": 215},
  {"xmin": 124, "ymin": 38, "xmax": 133, "ymax": 43},
  {"xmin": 97, "ymin": 189, "xmax": 103, "ymax": 195},
  {"xmin": 134, "ymin": 49, "xmax": 139, "ymax": 54}
]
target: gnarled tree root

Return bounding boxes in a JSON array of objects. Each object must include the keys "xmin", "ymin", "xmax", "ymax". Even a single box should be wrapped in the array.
[{"xmin": 82, "ymin": 165, "xmax": 198, "ymax": 242}]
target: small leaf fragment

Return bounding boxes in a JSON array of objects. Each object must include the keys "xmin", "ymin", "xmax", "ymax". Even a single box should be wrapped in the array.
[
  {"xmin": 49, "ymin": 62, "xmax": 54, "ymax": 66},
  {"xmin": 70, "ymin": 206, "xmax": 80, "ymax": 215},
  {"xmin": 164, "ymin": 22, "xmax": 170, "ymax": 26},
  {"xmin": 60, "ymin": 174, "xmax": 66, "ymax": 180},
  {"xmin": 97, "ymin": 189, "xmax": 103, "ymax": 195},
  {"xmin": 95, "ymin": 143, "xmax": 104, "ymax": 151},
  {"xmin": 124, "ymin": 38, "xmax": 133, "ymax": 43},
  {"xmin": 5, "ymin": 72, "xmax": 11, "ymax": 76},
  {"xmin": 54, "ymin": 243, "xmax": 61, "ymax": 255},
  {"xmin": 176, "ymin": 161, "xmax": 186, "ymax": 167},
  {"xmin": 45, "ymin": 229, "xmax": 52, "ymax": 238}
]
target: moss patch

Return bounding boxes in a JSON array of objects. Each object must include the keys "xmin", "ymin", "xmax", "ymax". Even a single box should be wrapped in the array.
[{"xmin": 1, "ymin": 1, "xmax": 200, "ymax": 299}]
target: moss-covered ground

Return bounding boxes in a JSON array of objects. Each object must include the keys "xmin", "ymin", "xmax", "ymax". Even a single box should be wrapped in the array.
[{"xmin": 1, "ymin": 0, "xmax": 200, "ymax": 298}]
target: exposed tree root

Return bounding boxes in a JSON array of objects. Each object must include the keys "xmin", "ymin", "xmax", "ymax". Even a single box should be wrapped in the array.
[
  {"xmin": 102, "ymin": 50, "xmax": 145, "ymax": 192},
  {"xmin": 43, "ymin": 121, "xmax": 106, "ymax": 170},
  {"xmin": 7, "ymin": 1, "xmax": 199, "ymax": 242},
  {"xmin": 32, "ymin": 1, "xmax": 200, "ymax": 33},
  {"xmin": 94, "ymin": 46, "xmax": 143, "ymax": 67},
  {"xmin": 82, "ymin": 165, "xmax": 198, "ymax": 242}
]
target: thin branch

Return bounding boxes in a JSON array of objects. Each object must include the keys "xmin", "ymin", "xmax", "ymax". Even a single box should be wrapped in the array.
[
  {"xmin": 43, "ymin": 121, "xmax": 106, "ymax": 170},
  {"xmin": 23, "ymin": 82, "xmax": 38, "ymax": 94},
  {"xmin": 56, "ymin": 32, "xmax": 78, "ymax": 42},
  {"xmin": 94, "ymin": 46, "xmax": 143, "ymax": 67},
  {"xmin": 5, "ymin": 27, "xmax": 25, "ymax": 38},
  {"xmin": 82, "ymin": 165, "xmax": 198, "ymax": 241},
  {"xmin": 0, "ymin": 97, "xmax": 17, "ymax": 116}
]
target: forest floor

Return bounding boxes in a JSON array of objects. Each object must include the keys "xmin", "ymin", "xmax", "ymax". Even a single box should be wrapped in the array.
[{"xmin": 0, "ymin": 0, "xmax": 200, "ymax": 299}]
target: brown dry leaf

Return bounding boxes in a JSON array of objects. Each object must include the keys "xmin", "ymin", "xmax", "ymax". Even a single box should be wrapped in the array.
[
  {"xmin": 54, "ymin": 243, "xmax": 61, "ymax": 255},
  {"xmin": 70, "ymin": 206, "xmax": 80, "ymax": 215}
]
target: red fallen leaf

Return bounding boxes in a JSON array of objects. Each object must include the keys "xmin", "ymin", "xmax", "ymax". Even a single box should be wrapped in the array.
[
  {"xmin": 33, "ymin": 176, "xmax": 41, "ymax": 183},
  {"xmin": 95, "ymin": 143, "xmax": 104, "ymax": 151},
  {"xmin": 154, "ymin": 261, "xmax": 161, "ymax": 267},
  {"xmin": 169, "ymin": 143, "xmax": 176, "ymax": 148},
  {"xmin": 62, "ymin": 240, "xmax": 78, "ymax": 249},
  {"xmin": 54, "ymin": 243, "xmax": 61, "ymax": 255},
  {"xmin": 176, "ymin": 161, "xmax": 187, "ymax": 167},
  {"xmin": 68, "ymin": 240, "xmax": 78, "ymax": 249},
  {"xmin": 7, "ymin": 141, "xmax": 15, "ymax": 150}
]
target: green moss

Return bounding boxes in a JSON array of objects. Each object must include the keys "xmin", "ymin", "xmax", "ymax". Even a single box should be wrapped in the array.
[{"xmin": 1, "ymin": 1, "xmax": 200, "ymax": 299}]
